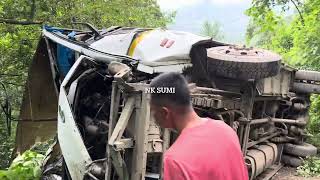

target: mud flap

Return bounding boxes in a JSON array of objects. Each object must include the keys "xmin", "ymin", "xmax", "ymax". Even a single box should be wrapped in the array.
[{"xmin": 14, "ymin": 37, "xmax": 58, "ymax": 155}]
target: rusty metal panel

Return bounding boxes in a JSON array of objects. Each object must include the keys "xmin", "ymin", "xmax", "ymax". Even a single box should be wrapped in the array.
[
  {"xmin": 130, "ymin": 92, "xmax": 151, "ymax": 180},
  {"xmin": 15, "ymin": 37, "xmax": 58, "ymax": 153},
  {"xmin": 246, "ymin": 143, "xmax": 278, "ymax": 179},
  {"xmin": 108, "ymin": 97, "xmax": 135, "ymax": 145},
  {"xmin": 147, "ymin": 121, "xmax": 163, "ymax": 153},
  {"xmin": 259, "ymin": 68, "xmax": 293, "ymax": 96},
  {"xmin": 105, "ymin": 81, "xmax": 121, "ymax": 180}
]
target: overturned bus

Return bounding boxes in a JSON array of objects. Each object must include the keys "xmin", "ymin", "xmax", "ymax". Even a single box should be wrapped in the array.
[{"xmin": 16, "ymin": 24, "xmax": 320, "ymax": 180}]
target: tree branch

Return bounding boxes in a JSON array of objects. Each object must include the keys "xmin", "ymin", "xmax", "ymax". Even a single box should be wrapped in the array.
[
  {"xmin": 0, "ymin": 81, "xmax": 24, "ymax": 87},
  {"xmin": 0, "ymin": 18, "xmax": 42, "ymax": 25},
  {"xmin": 29, "ymin": 0, "xmax": 36, "ymax": 20},
  {"xmin": 290, "ymin": 0, "xmax": 305, "ymax": 26},
  {"xmin": 0, "ymin": 73, "xmax": 22, "ymax": 76}
]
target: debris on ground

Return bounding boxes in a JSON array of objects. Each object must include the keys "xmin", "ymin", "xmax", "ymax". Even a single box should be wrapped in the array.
[{"xmin": 272, "ymin": 167, "xmax": 320, "ymax": 180}]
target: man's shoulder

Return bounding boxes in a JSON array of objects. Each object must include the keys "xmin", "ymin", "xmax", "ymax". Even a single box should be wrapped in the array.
[
  {"xmin": 164, "ymin": 143, "xmax": 180, "ymax": 159},
  {"xmin": 164, "ymin": 136, "xmax": 191, "ymax": 161}
]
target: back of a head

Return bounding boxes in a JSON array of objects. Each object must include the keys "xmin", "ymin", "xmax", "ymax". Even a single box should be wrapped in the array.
[{"xmin": 149, "ymin": 72, "xmax": 191, "ymax": 109}]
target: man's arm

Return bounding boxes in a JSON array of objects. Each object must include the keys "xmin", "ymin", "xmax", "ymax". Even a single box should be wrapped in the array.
[{"xmin": 164, "ymin": 156, "xmax": 187, "ymax": 180}]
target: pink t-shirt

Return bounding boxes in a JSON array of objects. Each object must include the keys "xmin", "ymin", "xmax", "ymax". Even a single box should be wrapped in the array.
[{"xmin": 164, "ymin": 119, "xmax": 248, "ymax": 180}]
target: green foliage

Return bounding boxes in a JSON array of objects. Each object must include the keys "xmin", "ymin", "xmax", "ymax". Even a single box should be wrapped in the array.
[
  {"xmin": 0, "ymin": 151, "xmax": 44, "ymax": 180},
  {"xmin": 200, "ymin": 20, "xmax": 224, "ymax": 40},
  {"xmin": 246, "ymin": 0, "xmax": 319, "ymax": 67},
  {"xmin": 0, "ymin": 0, "xmax": 175, "ymax": 28},
  {"xmin": 308, "ymin": 95, "xmax": 320, "ymax": 134},
  {"xmin": 307, "ymin": 134, "xmax": 320, "ymax": 151},
  {"xmin": 297, "ymin": 156, "xmax": 320, "ymax": 177},
  {"xmin": 0, "ymin": 122, "xmax": 16, "ymax": 169}
]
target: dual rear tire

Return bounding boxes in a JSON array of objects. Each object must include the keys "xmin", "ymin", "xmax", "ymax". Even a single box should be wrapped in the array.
[{"xmin": 281, "ymin": 143, "xmax": 317, "ymax": 167}]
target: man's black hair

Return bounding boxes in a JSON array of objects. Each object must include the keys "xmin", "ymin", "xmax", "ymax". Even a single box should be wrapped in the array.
[{"xmin": 149, "ymin": 72, "xmax": 191, "ymax": 108}]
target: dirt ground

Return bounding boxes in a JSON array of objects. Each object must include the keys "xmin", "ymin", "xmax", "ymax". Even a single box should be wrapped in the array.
[{"xmin": 272, "ymin": 167, "xmax": 320, "ymax": 180}]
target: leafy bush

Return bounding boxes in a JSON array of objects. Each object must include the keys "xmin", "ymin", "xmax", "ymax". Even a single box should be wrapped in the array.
[
  {"xmin": 308, "ymin": 95, "xmax": 320, "ymax": 134},
  {"xmin": 0, "ymin": 123, "xmax": 16, "ymax": 169},
  {"xmin": 0, "ymin": 151, "xmax": 44, "ymax": 180},
  {"xmin": 307, "ymin": 134, "xmax": 320, "ymax": 150},
  {"xmin": 297, "ymin": 156, "xmax": 320, "ymax": 177}
]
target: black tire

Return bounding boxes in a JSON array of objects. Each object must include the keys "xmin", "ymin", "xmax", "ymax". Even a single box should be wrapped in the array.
[
  {"xmin": 295, "ymin": 70, "xmax": 320, "ymax": 81},
  {"xmin": 207, "ymin": 46, "xmax": 281, "ymax": 80},
  {"xmin": 281, "ymin": 154, "xmax": 303, "ymax": 167},
  {"xmin": 292, "ymin": 82, "xmax": 320, "ymax": 94},
  {"xmin": 283, "ymin": 142, "xmax": 317, "ymax": 157}
]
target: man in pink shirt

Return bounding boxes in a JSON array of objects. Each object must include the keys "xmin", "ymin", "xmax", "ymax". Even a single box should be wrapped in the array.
[{"xmin": 149, "ymin": 72, "xmax": 248, "ymax": 180}]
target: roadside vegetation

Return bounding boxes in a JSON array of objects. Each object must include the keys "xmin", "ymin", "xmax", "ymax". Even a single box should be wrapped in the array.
[
  {"xmin": 200, "ymin": 20, "xmax": 224, "ymax": 41},
  {"xmin": 297, "ymin": 156, "xmax": 320, "ymax": 177},
  {"xmin": 0, "ymin": 151, "xmax": 44, "ymax": 180}
]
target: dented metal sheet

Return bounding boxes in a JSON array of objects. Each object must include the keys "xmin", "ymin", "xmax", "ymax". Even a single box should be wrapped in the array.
[
  {"xmin": 57, "ymin": 55, "xmax": 93, "ymax": 179},
  {"xmin": 15, "ymin": 38, "xmax": 58, "ymax": 154},
  {"xmin": 90, "ymin": 28, "xmax": 209, "ymax": 63}
]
